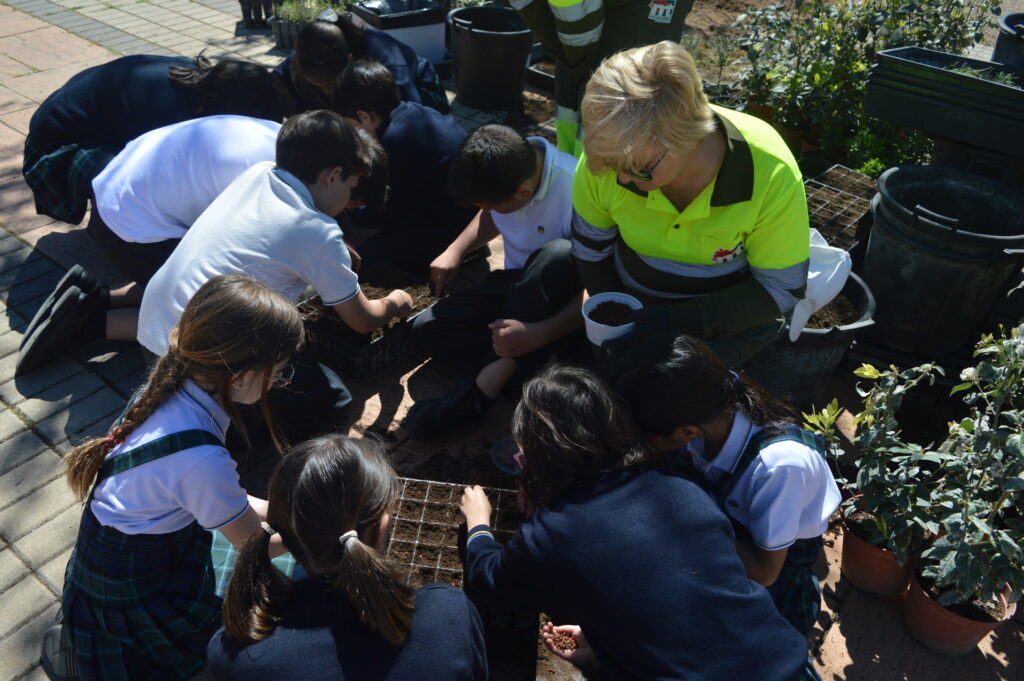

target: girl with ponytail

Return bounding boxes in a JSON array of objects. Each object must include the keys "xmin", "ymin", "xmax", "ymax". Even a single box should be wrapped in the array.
[
  {"xmin": 57, "ymin": 274, "xmax": 303, "ymax": 681},
  {"xmin": 210, "ymin": 434, "xmax": 487, "ymax": 680},
  {"xmin": 612, "ymin": 334, "xmax": 841, "ymax": 637}
]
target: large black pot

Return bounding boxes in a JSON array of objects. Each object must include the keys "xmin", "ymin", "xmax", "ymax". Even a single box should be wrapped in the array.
[
  {"xmin": 743, "ymin": 273, "xmax": 875, "ymax": 408},
  {"xmin": 994, "ymin": 12, "xmax": 1024, "ymax": 75},
  {"xmin": 447, "ymin": 6, "xmax": 532, "ymax": 110},
  {"xmin": 859, "ymin": 166, "xmax": 1024, "ymax": 357}
]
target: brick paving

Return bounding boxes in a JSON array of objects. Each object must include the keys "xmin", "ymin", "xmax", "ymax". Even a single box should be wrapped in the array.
[{"xmin": 0, "ymin": 1, "xmax": 1020, "ymax": 679}]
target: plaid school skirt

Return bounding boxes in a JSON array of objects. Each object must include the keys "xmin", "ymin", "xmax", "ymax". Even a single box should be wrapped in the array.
[
  {"xmin": 22, "ymin": 137, "xmax": 117, "ymax": 224},
  {"xmin": 767, "ymin": 537, "xmax": 823, "ymax": 638},
  {"xmin": 62, "ymin": 507, "xmax": 222, "ymax": 681}
]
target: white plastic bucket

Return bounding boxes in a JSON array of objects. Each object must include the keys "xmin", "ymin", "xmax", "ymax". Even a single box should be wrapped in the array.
[{"xmin": 582, "ymin": 292, "xmax": 643, "ymax": 346}]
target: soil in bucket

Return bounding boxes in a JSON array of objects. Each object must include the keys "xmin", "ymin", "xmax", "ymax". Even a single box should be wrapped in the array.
[
  {"xmin": 588, "ymin": 301, "xmax": 633, "ymax": 326},
  {"xmin": 807, "ymin": 294, "xmax": 859, "ymax": 329}
]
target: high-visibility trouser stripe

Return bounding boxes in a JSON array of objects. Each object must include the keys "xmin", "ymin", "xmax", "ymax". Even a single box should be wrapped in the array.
[
  {"xmin": 549, "ymin": 0, "xmax": 603, "ymax": 22},
  {"xmin": 557, "ymin": 22, "xmax": 603, "ymax": 47},
  {"xmin": 616, "ymin": 242, "xmax": 750, "ymax": 295},
  {"xmin": 556, "ymin": 105, "xmax": 579, "ymax": 124}
]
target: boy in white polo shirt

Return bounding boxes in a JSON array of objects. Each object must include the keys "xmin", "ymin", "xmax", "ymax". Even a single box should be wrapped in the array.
[{"xmin": 406, "ymin": 125, "xmax": 583, "ymax": 438}]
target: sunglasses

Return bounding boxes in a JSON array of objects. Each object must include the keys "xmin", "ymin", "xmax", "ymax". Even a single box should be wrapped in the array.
[
  {"xmin": 627, "ymin": 148, "xmax": 670, "ymax": 182},
  {"xmin": 271, "ymin": 363, "xmax": 295, "ymax": 388}
]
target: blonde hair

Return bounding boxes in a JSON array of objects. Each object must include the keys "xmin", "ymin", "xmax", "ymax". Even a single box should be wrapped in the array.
[{"xmin": 582, "ymin": 41, "xmax": 716, "ymax": 175}]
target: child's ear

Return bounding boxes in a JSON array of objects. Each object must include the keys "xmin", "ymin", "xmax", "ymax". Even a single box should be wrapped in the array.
[
  {"xmin": 650, "ymin": 425, "xmax": 703, "ymax": 451},
  {"xmin": 516, "ymin": 183, "xmax": 534, "ymax": 201},
  {"xmin": 317, "ymin": 166, "xmax": 343, "ymax": 187}
]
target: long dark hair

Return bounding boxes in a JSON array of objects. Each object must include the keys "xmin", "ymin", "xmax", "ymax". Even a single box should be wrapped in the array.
[
  {"xmin": 613, "ymin": 334, "xmax": 796, "ymax": 437},
  {"xmin": 222, "ymin": 435, "xmax": 414, "ymax": 645},
  {"xmin": 65, "ymin": 275, "xmax": 303, "ymax": 499},
  {"xmin": 295, "ymin": 18, "xmax": 367, "ymax": 85},
  {"xmin": 513, "ymin": 365, "xmax": 651, "ymax": 508},
  {"xmin": 168, "ymin": 53, "xmax": 286, "ymax": 121}
]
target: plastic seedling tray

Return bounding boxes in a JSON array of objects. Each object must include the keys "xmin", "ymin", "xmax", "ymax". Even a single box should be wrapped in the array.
[
  {"xmin": 386, "ymin": 478, "xmax": 520, "ymax": 589},
  {"xmin": 804, "ymin": 165, "xmax": 876, "ymax": 251}
]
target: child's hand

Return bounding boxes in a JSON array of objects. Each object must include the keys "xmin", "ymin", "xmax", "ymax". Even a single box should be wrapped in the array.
[
  {"xmin": 460, "ymin": 485, "xmax": 492, "ymax": 528},
  {"xmin": 387, "ymin": 290, "xmax": 414, "ymax": 318},
  {"xmin": 489, "ymin": 318, "xmax": 544, "ymax": 358},
  {"xmin": 541, "ymin": 622, "xmax": 597, "ymax": 671},
  {"xmin": 429, "ymin": 249, "xmax": 462, "ymax": 297}
]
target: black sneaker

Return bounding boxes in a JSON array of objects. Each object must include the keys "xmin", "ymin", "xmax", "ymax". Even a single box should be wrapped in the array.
[
  {"xmin": 17, "ymin": 286, "xmax": 101, "ymax": 375},
  {"xmin": 40, "ymin": 623, "xmax": 80, "ymax": 681},
  {"xmin": 405, "ymin": 377, "xmax": 492, "ymax": 439},
  {"xmin": 22, "ymin": 266, "xmax": 104, "ymax": 348}
]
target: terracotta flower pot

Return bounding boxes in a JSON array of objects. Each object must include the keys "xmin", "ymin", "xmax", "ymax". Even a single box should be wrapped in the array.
[
  {"xmin": 840, "ymin": 524, "xmax": 913, "ymax": 596},
  {"xmin": 903, "ymin": 573, "xmax": 1015, "ymax": 656},
  {"xmin": 745, "ymin": 97, "xmax": 776, "ymax": 124}
]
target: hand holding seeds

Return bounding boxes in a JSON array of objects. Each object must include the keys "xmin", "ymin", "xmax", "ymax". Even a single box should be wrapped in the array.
[{"xmin": 542, "ymin": 622, "xmax": 596, "ymax": 670}]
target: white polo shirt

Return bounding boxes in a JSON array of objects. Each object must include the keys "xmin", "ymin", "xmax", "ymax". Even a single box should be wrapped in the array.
[
  {"xmin": 138, "ymin": 162, "xmax": 359, "ymax": 355},
  {"xmin": 490, "ymin": 137, "xmax": 576, "ymax": 270},
  {"xmin": 92, "ymin": 115, "xmax": 280, "ymax": 243},
  {"xmin": 90, "ymin": 380, "xmax": 249, "ymax": 534},
  {"xmin": 683, "ymin": 412, "xmax": 841, "ymax": 551}
]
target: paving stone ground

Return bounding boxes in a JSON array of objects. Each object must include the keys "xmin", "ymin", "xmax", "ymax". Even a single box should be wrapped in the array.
[{"xmin": 0, "ymin": 1, "xmax": 1021, "ymax": 679}]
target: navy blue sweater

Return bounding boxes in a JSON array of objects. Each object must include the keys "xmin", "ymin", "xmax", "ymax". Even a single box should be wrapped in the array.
[
  {"xmin": 465, "ymin": 468, "xmax": 807, "ymax": 681},
  {"xmin": 27, "ymin": 55, "xmax": 199, "ymax": 153},
  {"xmin": 208, "ymin": 580, "xmax": 487, "ymax": 681}
]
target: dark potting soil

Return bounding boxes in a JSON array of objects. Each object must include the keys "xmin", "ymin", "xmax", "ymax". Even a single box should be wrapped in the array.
[
  {"xmin": 844, "ymin": 509, "xmax": 881, "ymax": 545},
  {"xmin": 918, "ymin": 573, "xmax": 1004, "ymax": 623},
  {"xmin": 807, "ymin": 294, "xmax": 859, "ymax": 329},
  {"xmin": 588, "ymin": 300, "xmax": 632, "ymax": 326}
]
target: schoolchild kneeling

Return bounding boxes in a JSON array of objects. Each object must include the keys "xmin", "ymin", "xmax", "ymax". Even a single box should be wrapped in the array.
[
  {"xmin": 405, "ymin": 125, "xmax": 584, "ymax": 439},
  {"xmin": 47, "ymin": 275, "xmax": 300, "ymax": 681},
  {"xmin": 460, "ymin": 365, "xmax": 816, "ymax": 681},
  {"xmin": 332, "ymin": 59, "xmax": 475, "ymax": 276},
  {"xmin": 613, "ymin": 335, "xmax": 842, "ymax": 637},
  {"xmin": 208, "ymin": 434, "xmax": 487, "ymax": 680}
]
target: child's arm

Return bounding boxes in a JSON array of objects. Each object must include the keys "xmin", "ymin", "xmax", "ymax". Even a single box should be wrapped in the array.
[
  {"xmin": 735, "ymin": 540, "xmax": 789, "ymax": 586},
  {"xmin": 332, "ymin": 289, "xmax": 414, "ymax": 334},
  {"xmin": 459, "ymin": 486, "xmax": 549, "ymax": 610},
  {"xmin": 490, "ymin": 290, "xmax": 584, "ymax": 358},
  {"xmin": 431, "ymin": 210, "xmax": 501, "ymax": 295},
  {"xmin": 220, "ymin": 503, "xmax": 288, "ymax": 558}
]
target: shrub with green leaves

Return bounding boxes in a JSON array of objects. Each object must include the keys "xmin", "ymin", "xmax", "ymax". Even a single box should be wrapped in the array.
[
  {"xmin": 806, "ymin": 325, "xmax": 1024, "ymax": 609},
  {"xmin": 733, "ymin": 0, "xmax": 1001, "ymax": 174}
]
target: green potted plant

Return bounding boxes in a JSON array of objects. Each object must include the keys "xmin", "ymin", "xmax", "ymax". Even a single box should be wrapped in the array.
[
  {"xmin": 901, "ymin": 326, "xmax": 1024, "ymax": 655},
  {"xmin": 270, "ymin": 0, "xmax": 331, "ymax": 50},
  {"xmin": 805, "ymin": 363, "xmax": 944, "ymax": 597}
]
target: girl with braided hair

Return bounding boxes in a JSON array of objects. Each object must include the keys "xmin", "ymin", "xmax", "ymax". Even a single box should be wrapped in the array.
[
  {"xmin": 56, "ymin": 274, "xmax": 303, "ymax": 681},
  {"xmin": 209, "ymin": 434, "xmax": 487, "ymax": 680}
]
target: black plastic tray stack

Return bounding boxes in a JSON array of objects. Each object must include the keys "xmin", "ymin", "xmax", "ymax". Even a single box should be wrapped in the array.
[{"xmin": 865, "ymin": 46, "xmax": 1024, "ymax": 157}]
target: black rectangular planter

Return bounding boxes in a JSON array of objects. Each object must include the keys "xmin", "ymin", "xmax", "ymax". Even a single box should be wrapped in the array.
[{"xmin": 865, "ymin": 46, "xmax": 1024, "ymax": 157}]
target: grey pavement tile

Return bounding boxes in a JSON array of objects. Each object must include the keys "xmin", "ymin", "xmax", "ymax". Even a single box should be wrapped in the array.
[
  {"xmin": 113, "ymin": 368, "xmax": 146, "ymax": 399},
  {"xmin": 0, "ymin": 329, "xmax": 21, "ymax": 359},
  {"xmin": 37, "ymin": 545, "xmax": 71, "ymax": 596},
  {"xmin": 0, "ymin": 253, "xmax": 60, "ymax": 293},
  {"xmin": 0, "ymin": 601, "xmax": 59, "ymax": 681},
  {"xmin": 6, "ymin": 267, "xmax": 64, "ymax": 306},
  {"xmin": 0, "ymin": 476, "xmax": 77, "ymax": 542},
  {"xmin": 77, "ymin": 343, "xmax": 145, "ymax": 384},
  {"xmin": 0, "ymin": 246, "xmax": 49, "ymax": 277},
  {"xmin": 20, "ymin": 662, "xmax": 52, "ymax": 681},
  {"xmin": 16, "ymin": 372, "xmax": 109, "ymax": 427},
  {"xmin": 0, "ymin": 448, "xmax": 62, "ymax": 512},
  {"xmin": 16, "ymin": 503, "xmax": 80, "ymax": 572},
  {"xmin": 0, "ymin": 574, "xmax": 53, "ymax": 638},
  {"xmin": 0, "ymin": 408, "xmax": 29, "ymax": 443},
  {"xmin": 0, "ymin": 355, "xmax": 86, "ymax": 403},
  {"xmin": 0, "ymin": 546, "xmax": 31, "ymax": 594},
  {"xmin": 33, "ymin": 388, "xmax": 122, "ymax": 446},
  {"xmin": 0, "ymin": 233, "xmax": 29, "ymax": 257},
  {"xmin": 0, "ymin": 429, "xmax": 50, "ymax": 477}
]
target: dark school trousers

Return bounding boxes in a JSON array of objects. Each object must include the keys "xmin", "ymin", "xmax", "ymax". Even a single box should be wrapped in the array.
[
  {"xmin": 411, "ymin": 238, "xmax": 584, "ymax": 379},
  {"xmin": 85, "ymin": 200, "xmax": 179, "ymax": 287}
]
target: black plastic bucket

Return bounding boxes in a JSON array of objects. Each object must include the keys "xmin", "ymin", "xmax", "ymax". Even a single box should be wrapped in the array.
[
  {"xmin": 994, "ymin": 12, "xmax": 1024, "ymax": 75},
  {"xmin": 860, "ymin": 166, "xmax": 1024, "ymax": 357},
  {"xmin": 447, "ymin": 6, "xmax": 532, "ymax": 110},
  {"xmin": 743, "ymin": 273, "xmax": 875, "ymax": 408}
]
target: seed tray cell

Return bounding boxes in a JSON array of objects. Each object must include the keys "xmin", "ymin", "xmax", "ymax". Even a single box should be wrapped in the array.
[
  {"xmin": 804, "ymin": 168, "xmax": 875, "ymax": 252},
  {"xmin": 385, "ymin": 478, "xmax": 521, "ymax": 590}
]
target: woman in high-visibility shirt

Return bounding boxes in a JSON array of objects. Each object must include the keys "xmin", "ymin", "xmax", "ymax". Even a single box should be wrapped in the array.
[{"xmin": 570, "ymin": 41, "xmax": 810, "ymax": 366}]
